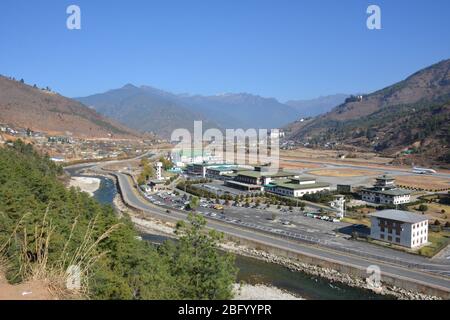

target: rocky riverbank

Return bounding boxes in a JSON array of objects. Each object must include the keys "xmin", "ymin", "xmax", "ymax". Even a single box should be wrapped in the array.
[
  {"xmin": 233, "ymin": 284, "xmax": 303, "ymax": 300},
  {"xmin": 69, "ymin": 177, "xmax": 101, "ymax": 196},
  {"xmin": 220, "ymin": 242, "xmax": 440, "ymax": 300}
]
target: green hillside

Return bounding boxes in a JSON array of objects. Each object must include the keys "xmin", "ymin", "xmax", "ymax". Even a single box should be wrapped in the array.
[{"xmin": 0, "ymin": 140, "xmax": 236, "ymax": 299}]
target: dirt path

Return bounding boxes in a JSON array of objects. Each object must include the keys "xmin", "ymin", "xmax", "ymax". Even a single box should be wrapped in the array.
[{"xmin": 0, "ymin": 272, "xmax": 55, "ymax": 300}]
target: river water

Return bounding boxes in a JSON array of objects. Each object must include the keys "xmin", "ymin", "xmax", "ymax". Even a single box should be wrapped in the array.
[{"xmin": 68, "ymin": 169, "xmax": 390, "ymax": 300}]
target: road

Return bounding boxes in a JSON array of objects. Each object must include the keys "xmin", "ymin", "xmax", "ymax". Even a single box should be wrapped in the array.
[
  {"xmin": 109, "ymin": 170, "xmax": 450, "ymax": 296},
  {"xmin": 66, "ymin": 156, "xmax": 450, "ymax": 297}
]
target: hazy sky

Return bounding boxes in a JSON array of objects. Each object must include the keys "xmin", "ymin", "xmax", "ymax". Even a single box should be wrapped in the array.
[{"xmin": 1, "ymin": 0, "xmax": 449, "ymax": 101}]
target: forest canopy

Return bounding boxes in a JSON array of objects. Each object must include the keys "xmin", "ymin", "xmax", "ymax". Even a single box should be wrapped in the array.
[{"xmin": 0, "ymin": 140, "xmax": 236, "ymax": 299}]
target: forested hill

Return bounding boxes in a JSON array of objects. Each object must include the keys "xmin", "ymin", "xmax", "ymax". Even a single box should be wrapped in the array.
[
  {"xmin": 286, "ymin": 59, "xmax": 450, "ymax": 166},
  {"xmin": 0, "ymin": 141, "xmax": 236, "ymax": 299}
]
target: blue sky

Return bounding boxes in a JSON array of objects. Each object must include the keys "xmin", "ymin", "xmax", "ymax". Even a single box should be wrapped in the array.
[{"xmin": 0, "ymin": 0, "xmax": 449, "ymax": 101}]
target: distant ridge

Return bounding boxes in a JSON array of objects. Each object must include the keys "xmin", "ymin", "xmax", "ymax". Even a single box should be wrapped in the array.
[
  {"xmin": 77, "ymin": 85, "xmax": 305, "ymax": 137},
  {"xmin": 76, "ymin": 84, "xmax": 220, "ymax": 139},
  {"xmin": 0, "ymin": 76, "xmax": 140, "ymax": 139},
  {"xmin": 285, "ymin": 59, "xmax": 450, "ymax": 166},
  {"xmin": 285, "ymin": 94, "xmax": 349, "ymax": 118}
]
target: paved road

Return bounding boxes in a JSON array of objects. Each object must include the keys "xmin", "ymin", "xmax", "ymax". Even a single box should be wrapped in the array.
[
  {"xmin": 109, "ymin": 170, "xmax": 450, "ymax": 296},
  {"xmin": 66, "ymin": 157, "xmax": 450, "ymax": 297}
]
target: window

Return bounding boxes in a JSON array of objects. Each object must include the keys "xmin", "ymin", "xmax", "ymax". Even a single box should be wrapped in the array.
[
  {"xmin": 396, "ymin": 238, "xmax": 400, "ymax": 243},
  {"xmin": 380, "ymin": 234, "xmax": 384, "ymax": 239},
  {"xmin": 387, "ymin": 235, "xmax": 392, "ymax": 241}
]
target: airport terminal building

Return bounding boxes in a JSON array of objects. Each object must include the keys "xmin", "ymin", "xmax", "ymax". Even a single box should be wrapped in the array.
[
  {"xmin": 224, "ymin": 165, "xmax": 299, "ymax": 192},
  {"xmin": 360, "ymin": 175, "xmax": 411, "ymax": 205}
]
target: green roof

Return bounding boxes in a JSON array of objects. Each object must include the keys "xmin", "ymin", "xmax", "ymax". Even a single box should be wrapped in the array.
[
  {"xmin": 237, "ymin": 170, "xmax": 296, "ymax": 179},
  {"xmin": 362, "ymin": 188, "xmax": 411, "ymax": 196},
  {"xmin": 270, "ymin": 181, "xmax": 330, "ymax": 191},
  {"xmin": 222, "ymin": 173, "xmax": 237, "ymax": 178},
  {"xmin": 207, "ymin": 166, "xmax": 236, "ymax": 172},
  {"xmin": 291, "ymin": 177, "xmax": 317, "ymax": 183},
  {"xmin": 237, "ymin": 170, "xmax": 263, "ymax": 178}
]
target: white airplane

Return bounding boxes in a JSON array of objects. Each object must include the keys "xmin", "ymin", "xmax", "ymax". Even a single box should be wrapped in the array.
[{"xmin": 412, "ymin": 166, "xmax": 437, "ymax": 175}]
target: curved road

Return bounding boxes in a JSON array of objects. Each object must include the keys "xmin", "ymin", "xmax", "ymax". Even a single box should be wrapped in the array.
[{"xmin": 66, "ymin": 159, "xmax": 450, "ymax": 298}]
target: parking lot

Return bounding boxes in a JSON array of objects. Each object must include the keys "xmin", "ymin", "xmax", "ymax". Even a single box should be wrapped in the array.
[
  {"xmin": 143, "ymin": 190, "xmax": 351, "ymax": 247},
  {"xmin": 141, "ymin": 189, "xmax": 448, "ymax": 266}
]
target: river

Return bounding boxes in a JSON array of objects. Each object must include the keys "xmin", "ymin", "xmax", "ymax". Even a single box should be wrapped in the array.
[{"xmin": 67, "ymin": 168, "xmax": 390, "ymax": 300}]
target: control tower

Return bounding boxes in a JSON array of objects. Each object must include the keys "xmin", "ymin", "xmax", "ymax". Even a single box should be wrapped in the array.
[{"xmin": 156, "ymin": 162, "xmax": 163, "ymax": 180}]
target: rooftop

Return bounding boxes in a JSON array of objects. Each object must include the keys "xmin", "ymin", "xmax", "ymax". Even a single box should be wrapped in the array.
[
  {"xmin": 291, "ymin": 177, "xmax": 317, "ymax": 182},
  {"xmin": 376, "ymin": 175, "xmax": 395, "ymax": 180},
  {"xmin": 206, "ymin": 166, "xmax": 236, "ymax": 172},
  {"xmin": 237, "ymin": 170, "xmax": 296, "ymax": 179},
  {"xmin": 370, "ymin": 210, "xmax": 428, "ymax": 224},
  {"xmin": 270, "ymin": 181, "xmax": 330, "ymax": 191},
  {"xmin": 362, "ymin": 187, "xmax": 411, "ymax": 196}
]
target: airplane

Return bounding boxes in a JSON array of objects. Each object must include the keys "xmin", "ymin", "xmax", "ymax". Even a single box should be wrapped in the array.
[{"xmin": 412, "ymin": 166, "xmax": 437, "ymax": 175}]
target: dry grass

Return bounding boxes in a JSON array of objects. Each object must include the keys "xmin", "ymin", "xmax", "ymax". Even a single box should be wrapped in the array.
[
  {"xmin": 0, "ymin": 208, "xmax": 121, "ymax": 300},
  {"xmin": 410, "ymin": 203, "xmax": 450, "ymax": 224},
  {"xmin": 279, "ymin": 160, "xmax": 323, "ymax": 170},
  {"xmin": 308, "ymin": 168, "xmax": 382, "ymax": 177},
  {"xmin": 280, "ymin": 148, "xmax": 391, "ymax": 164},
  {"xmin": 395, "ymin": 175, "xmax": 450, "ymax": 191}
]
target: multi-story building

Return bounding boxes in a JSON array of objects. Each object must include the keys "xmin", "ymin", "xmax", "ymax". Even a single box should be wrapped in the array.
[
  {"xmin": 360, "ymin": 175, "xmax": 411, "ymax": 205},
  {"xmin": 265, "ymin": 177, "xmax": 330, "ymax": 198},
  {"xmin": 205, "ymin": 165, "xmax": 239, "ymax": 180},
  {"xmin": 370, "ymin": 209, "xmax": 429, "ymax": 248},
  {"xmin": 225, "ymin": 165, "xmax": 299, "ymax": 191}
]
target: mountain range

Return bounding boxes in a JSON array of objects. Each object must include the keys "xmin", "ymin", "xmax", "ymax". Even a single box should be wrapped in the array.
[
  {"xmin": 2, "ymin": 58, "xmax": 448, "ymax": 166},
  {"xmin": 76, "ymin": 86, "xmax": 346, "ymax": 138},
  {"xmin": 0, "ymin": 76, "xmax": 139, "ymax": 139},
  {"xmin": 285, "ymin": 94, "xmax": 349, "ymax": 118},
  {"xmin": 285, "ymin": 59, "xmax": 450, "ymax": 165}
]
